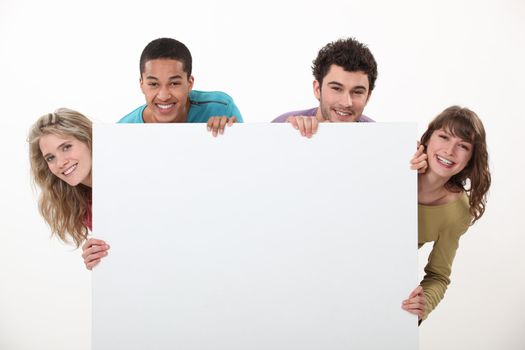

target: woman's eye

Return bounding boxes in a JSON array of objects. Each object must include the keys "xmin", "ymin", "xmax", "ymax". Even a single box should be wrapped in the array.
[
  {"xmin": 63, "ymin": 144, "xmax": 72, "ymax": 151},
  {"xmin": 45, "ymin": 155, "xmax": 54, "ymax": 162}
]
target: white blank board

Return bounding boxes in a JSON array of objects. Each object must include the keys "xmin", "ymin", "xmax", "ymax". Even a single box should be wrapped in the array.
[{"xmin": 93, "ymin": 123, "xmax": 418, "ymax": 350}]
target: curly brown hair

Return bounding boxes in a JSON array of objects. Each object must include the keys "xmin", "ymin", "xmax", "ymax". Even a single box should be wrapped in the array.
[
  {"xmin": 312, "ymin": 37, "xmax": 378, "ymax": 91},
  {"xmin": 28, "ymin": 108, "xmax": 92, "ymax": 247},
  {"xmin": 420, "ymin": 106, "xmax": 491, "ymax": 224}
]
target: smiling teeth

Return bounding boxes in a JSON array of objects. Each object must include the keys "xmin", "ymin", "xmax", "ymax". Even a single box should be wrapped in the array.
[
  {"xmin": 63, "ymin": 164, "xmax": 77, "ymax": 175},
  {"xmin": 157, "ymin": 104, "xmax": 173, "ymax": 109},
  {"xmin": 437, "ymin": 155, "xmax": 453, "ymax": 166},
  {"xmin": 335, "ymin": 110, "xmax": 350, "ymax": 116}
]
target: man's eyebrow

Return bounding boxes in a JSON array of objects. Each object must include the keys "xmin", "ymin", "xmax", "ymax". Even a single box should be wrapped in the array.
[
  {"xmin": 144, "ymin": 75, "xmax": 183, "ymax": 80},
  {"xmin": 327, "ymin": 81, "xmax": 367, "ymax": 91}
]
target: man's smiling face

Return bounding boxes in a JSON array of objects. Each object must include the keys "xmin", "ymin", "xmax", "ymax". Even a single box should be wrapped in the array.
[
  {"xmin": 314, "ymin": 64, "xmax": 371, "ymax": 123},
  {"xmin": 140, "ymin": 58, "xmax": 194, "ymax": 123}
]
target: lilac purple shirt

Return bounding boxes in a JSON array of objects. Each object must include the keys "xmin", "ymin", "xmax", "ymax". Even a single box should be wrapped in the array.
[{"xmin": 271, "ymin": 107, "xmax": 374, "ymax": 123}]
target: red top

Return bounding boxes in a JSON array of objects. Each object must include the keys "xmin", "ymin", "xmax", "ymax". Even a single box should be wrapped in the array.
[{"xmin": 84, "ymin": 196, "xmax": 92, "ymax": 231}]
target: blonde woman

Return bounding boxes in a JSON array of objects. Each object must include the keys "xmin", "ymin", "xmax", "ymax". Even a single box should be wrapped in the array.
[{"xmin": 28, "ymin": 108, "xmax": 99, "ymax": 249}]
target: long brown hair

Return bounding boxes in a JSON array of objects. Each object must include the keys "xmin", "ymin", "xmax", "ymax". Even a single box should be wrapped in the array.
[
  {"xmin": 28, "ymin": 108, "xmax": 92, "ymax": 247},
  {"xmin": 420, "ymin": 106, "xmax": 491, "ymax": 224}
]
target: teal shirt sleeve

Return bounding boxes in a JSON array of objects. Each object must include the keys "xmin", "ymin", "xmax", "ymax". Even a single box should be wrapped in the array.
[
  {"xmin": 187, "ymin": 90, "xmax": 243, "ymax": 123},
  {"xmin": 230, "ymin": 101, "xmax": 243, "ymax": 122},
  {"xmin": 118, "ymin": 105, "xmax": 146, "ymax": 123}
]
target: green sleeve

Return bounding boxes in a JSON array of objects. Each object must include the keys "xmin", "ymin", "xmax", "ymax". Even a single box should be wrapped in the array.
[{"xmin": 420, "ymin": 225, "xmax": 468, "ymax": 320}]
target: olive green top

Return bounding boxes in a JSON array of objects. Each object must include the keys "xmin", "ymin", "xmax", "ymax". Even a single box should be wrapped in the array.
[{"xmin": 418, "ymin": 192, "xmax": 471, "ymax": 320}]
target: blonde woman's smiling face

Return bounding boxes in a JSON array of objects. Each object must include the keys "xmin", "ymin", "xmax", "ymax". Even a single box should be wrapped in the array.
[{"xmin": 39, "ymin": 134, "xmax": 92, "ymax": 187}]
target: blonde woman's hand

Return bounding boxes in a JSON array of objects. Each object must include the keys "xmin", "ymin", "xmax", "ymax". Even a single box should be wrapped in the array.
[{"xmin": 82, "ymin": 238, "xmax": 110, "ymax": 270}]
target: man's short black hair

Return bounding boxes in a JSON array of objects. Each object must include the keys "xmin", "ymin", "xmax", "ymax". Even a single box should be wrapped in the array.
[{"xmin": 139, "ymin": 38, "xmax": 192, "ymax": 77}]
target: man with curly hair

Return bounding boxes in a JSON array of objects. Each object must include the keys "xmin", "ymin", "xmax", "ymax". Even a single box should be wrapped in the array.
[{"xmin": 272, "ymin": 38, "xmax": 377, "ymax": 137}]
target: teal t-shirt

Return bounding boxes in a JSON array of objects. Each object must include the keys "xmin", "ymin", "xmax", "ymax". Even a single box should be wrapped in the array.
[{"xmin": 118, "ymin": 90, "xmax": 243, "ymax": 123}]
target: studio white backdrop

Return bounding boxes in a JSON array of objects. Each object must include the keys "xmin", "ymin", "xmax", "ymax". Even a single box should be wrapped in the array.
[{"xmin": 0, "ymin": 0, "xmax": 524, "ymax": 349}]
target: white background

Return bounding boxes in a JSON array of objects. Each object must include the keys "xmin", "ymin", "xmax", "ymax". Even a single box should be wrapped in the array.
[{"xmin": 0, "ymin": 0, "xmax": 524, "ymax": 349}]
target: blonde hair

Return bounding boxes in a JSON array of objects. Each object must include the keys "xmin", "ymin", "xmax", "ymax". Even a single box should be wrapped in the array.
[
  {"xmin": 420, "ymin": 106, "xmax": 491, "ymax": 224},
  {"xmin": 28, "ymin": 108, "xmax": 92, "ymax": 247}
]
